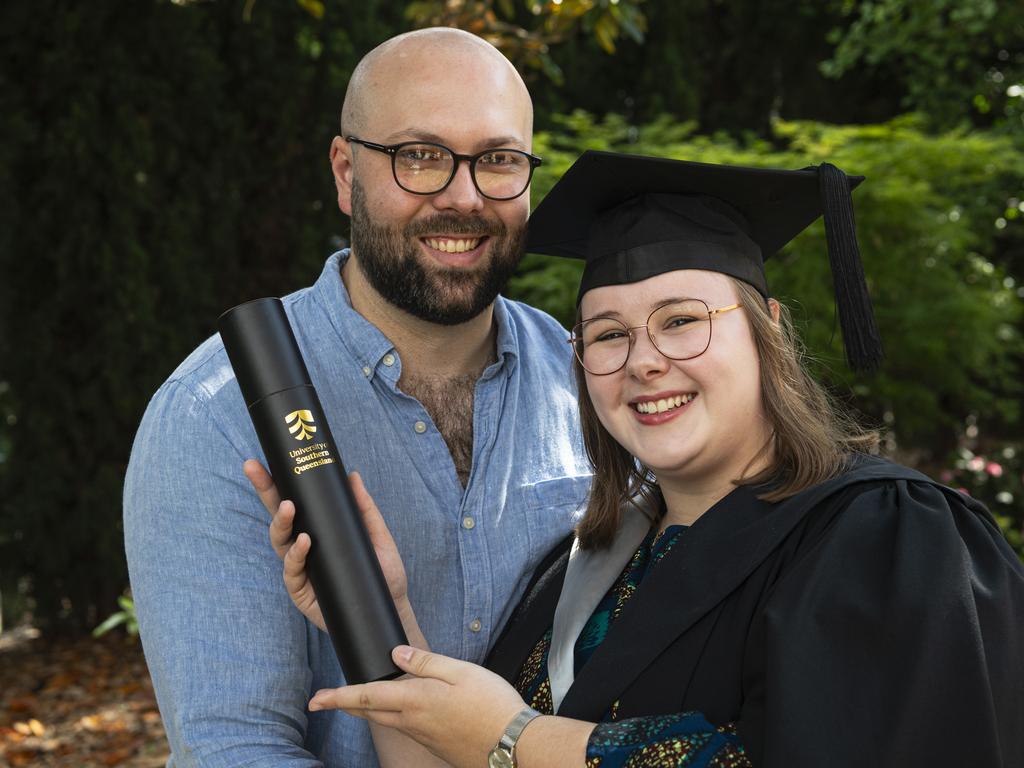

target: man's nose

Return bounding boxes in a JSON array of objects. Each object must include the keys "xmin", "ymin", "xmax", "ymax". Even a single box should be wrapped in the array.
[{"xmin": 431, "ymin": 160, "xmax": 485, "ymax": 214}]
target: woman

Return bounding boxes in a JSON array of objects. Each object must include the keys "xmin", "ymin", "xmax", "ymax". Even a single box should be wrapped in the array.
[{"xmin": 247, "ymin": 152, "xmax": 1024, "ymax": 768}]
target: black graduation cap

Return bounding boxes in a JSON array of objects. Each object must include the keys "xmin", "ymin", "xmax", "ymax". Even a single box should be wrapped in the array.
[{"xmin": 527, "ymin": 150, "xmax": 883, "ymax": 372}]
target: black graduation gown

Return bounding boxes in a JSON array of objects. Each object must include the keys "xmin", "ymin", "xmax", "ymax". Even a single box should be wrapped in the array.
[{"xmin": 486, "ymin": 457, "xmax": 1024, "ymax": 767}]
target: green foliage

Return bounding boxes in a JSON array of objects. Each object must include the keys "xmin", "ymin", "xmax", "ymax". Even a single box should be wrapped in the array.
[
  {"xmin": 544, "ymin": 0, "xmax": 647, "ymax": 55},
  {"xmin": 93, "ymin": 593, "xmax": 139, "ymax": 639},
  {"xmin": 0, "ymin": 0, "xmax": 397, "ymax": 629},
  {"xmin": 403, "ymin": 0, "xmax": 647, "ymax": 85},
  {"xmin": 512, "ymin": 112, "xmax": 1024, "ymax": 460},
  {"xmin": 822, "ymin": 0, "xmax": 1024, "ymax": 130},
  {"xmin": 942, "ymin": 436, "xmax": 1024, "ymax": 560}
]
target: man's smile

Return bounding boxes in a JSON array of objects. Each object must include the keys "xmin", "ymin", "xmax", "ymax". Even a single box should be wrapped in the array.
[{"xmin": 422, "ymin": 236, "xmax": 484, "ymax": 253}]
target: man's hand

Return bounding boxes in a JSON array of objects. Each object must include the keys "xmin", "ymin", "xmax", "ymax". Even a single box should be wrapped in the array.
[
  {"xmin": 244, "ymin": 460, "xmax": 328, "ymax": 631},
  {"xmin": 243, "ymin": 461, "xmax": 418, "ymax": 641}
]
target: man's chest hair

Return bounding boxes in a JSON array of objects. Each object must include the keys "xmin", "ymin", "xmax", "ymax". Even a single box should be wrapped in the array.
[{"xmin": 400, "ymin": 371, "xmax": 478, "ymax": 484}]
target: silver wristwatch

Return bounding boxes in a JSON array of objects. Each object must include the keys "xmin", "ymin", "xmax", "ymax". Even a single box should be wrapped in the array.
[{"xmin": 487, "ymin": 706, "xmax": 542, "ymax": 768}]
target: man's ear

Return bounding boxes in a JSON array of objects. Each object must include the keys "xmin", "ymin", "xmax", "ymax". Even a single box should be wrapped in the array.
[
  {"xmin": 329, "ymin": 136, "xmax": 354, "ymax": 215},
  {"xmin": 767, "ymin": 297, "xmax": 782, "ymax": 324}
]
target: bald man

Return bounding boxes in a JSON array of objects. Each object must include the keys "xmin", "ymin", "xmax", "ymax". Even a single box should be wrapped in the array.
[{"xmin": 124, "ymin": 29, "xmax": 590, "ymax": 767}]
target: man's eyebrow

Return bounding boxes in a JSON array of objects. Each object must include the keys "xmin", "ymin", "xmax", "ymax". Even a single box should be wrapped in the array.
[{"xmin": 383, "ymin": 129, "xmax": 527, "ymax": 150}]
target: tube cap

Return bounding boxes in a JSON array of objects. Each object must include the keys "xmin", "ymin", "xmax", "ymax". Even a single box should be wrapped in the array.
[{"xmin": 218, "ymin": 298, "xmax": 313, "ymax": 407}]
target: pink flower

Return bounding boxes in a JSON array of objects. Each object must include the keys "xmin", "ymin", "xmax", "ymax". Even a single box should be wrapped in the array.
[
  {"xmin": 986, "ymin": 462, "xmax": 1003, "ymax": 477},
  {"xmin": 939, "ymin": 469, "xmax": 954, "ymax": 483},
  {"xmin": 957, "ymin": 487, "xmax": 972, "ymax": 497},
  {"xmin": 967, "ymin": 457, "xmax": 985, "ymax": 472}
]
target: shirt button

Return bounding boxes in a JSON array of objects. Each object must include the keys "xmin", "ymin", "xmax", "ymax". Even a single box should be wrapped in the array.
[
  {"xmin": 362, "ymin": 366, "xmax": 371, "ymax": 377},
  {"xmin": 414, "ymin": 421, "xmax": 427, "ymax": 434},
  {"xmin": 382, "ymin": 354, "xmax": 396, "ymax": 367},
  {"xmin": 469, "ymin": 619, "xmax": 482, "ymax": 633},
  {"xmin": 461, "ymin": 516, "xmax": 476, "ymax": 530}
]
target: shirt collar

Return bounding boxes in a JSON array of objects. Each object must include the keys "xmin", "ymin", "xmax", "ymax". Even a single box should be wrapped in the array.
[
  {"xmin": 487, "ymin": 292, "xmax": 519, "ymax": 379},
  {"xmin": 312, "ymin": 249, "xmax": 518, "ymax": 381}
]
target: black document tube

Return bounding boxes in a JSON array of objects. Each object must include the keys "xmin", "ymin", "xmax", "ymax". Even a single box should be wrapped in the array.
[{"xmin": 219, "ymin": 297, "xmax": 407, "ymax": 684}]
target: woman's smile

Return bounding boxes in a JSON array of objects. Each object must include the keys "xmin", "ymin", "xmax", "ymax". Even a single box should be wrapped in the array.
[{"xmin": 629, "ymin": 391, "xmax": 698, "ymax": 424}]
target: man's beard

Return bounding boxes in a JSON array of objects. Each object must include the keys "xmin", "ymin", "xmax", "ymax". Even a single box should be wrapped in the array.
[{"xmin": 348, "ymin": 181, "xmax": 525, "ymax": 326}]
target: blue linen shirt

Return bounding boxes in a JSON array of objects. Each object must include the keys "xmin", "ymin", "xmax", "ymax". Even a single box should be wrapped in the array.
[{"xmin": 124, "ymin": 252, "xmax": 591, "ymax": 767}]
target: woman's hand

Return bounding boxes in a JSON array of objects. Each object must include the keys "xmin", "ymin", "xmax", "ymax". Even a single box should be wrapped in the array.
[
  {"xmin": 309, "ymin": 645, "xmax": 529, "ymax": 768},
  {"xmin": 243, "ymin": 460, "xmax": 421, "ymax": 644}
]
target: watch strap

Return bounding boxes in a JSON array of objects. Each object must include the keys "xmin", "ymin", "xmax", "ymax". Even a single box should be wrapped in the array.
[{"xmin": 495, "ymin": 706, "xmax": 542, "ymax": 765}]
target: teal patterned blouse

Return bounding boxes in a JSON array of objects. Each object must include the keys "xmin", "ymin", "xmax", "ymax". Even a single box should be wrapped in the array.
[{"xmin": 512, "ymin": 526, "xmax": 751, "ymax": 767}]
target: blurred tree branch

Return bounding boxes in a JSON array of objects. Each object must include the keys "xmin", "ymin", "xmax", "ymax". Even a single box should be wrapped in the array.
[
  {"xmin": 821, "ymin": 0, "xmax": 1024, "ymax": 130},
  {"xmin": 404, "ymin": 0, "xmax": 646, "ymax": 83}
]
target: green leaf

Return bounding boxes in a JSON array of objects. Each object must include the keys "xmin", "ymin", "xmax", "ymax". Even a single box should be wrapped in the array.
[
  {"xmin": 296, "ymin": 0, "xmax": 325, "ymax": 19},
  {"xmin": 593, "ymin": 16, "xmax": 616, "ymax": 54},
  {"xmin": 92, "ymin": 612, "xmax": 127, "ymax": 638}
]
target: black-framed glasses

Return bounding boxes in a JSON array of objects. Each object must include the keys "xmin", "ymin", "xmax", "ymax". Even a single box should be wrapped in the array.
[
  {"xmin": 345, "ymin": 136, "xmax": 542, "ymax": 201},
  {"xmin": 569, "ymin": 299, "xmax": 743, "ymax": 375}
]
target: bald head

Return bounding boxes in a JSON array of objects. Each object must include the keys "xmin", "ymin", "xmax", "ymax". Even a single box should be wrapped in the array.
[{"xmin": 340, "ymin": 28, "xmax": 532, "ymax": 140}]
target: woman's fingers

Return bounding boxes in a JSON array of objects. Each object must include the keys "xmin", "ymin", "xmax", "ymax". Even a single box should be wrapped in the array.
[
  {"xmin": 392, "ymin": 645, "xmax": 463, "ymax": 685},
  {"xmin": 347, "ymin": 708, "xmax": 403, "ymax": 729},
  {"xmin": 310, "ymin": 680, "xmax": 406, "ymax": 713},
  {"xmin": 310, "ymin": 651, "xmax": 530, "ymax": 767}
]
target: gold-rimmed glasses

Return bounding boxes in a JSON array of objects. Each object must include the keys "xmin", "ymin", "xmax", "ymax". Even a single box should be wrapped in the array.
[{"xmin": 569, "ymin": 299, "xmax": 743, "ymax": 375}]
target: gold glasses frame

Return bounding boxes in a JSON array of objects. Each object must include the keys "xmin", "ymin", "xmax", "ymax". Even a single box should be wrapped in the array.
[{"xmin": 568, "ymin": 300, "xmax": 743, "ymax": 376}]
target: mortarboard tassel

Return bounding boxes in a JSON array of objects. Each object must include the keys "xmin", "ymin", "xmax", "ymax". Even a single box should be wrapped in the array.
[{"xmin": 818, "ymin": 163, "xmax": 884, "ymax": 372}]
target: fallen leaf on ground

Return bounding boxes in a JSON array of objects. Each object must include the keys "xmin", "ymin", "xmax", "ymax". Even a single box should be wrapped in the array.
[
  {"xmin": 1, "ymin": 631, "xmax": 169, "ymax": 767},
  {"xmin": 6, "ymin": 747, "xmax": 41, "ymax": 766}
]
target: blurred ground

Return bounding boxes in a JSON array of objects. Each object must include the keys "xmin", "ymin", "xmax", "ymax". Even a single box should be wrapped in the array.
[{"xmin": 0, "ymin": 626, "xmax": 168, "ymax": 767}]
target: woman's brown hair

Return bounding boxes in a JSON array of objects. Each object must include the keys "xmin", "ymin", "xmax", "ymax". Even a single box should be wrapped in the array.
[{"xmin": 574, "ymin": 277, "xmax": 879, "ymax": 550}]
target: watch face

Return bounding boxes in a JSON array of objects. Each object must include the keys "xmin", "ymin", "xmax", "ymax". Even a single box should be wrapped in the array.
[{"xmin": 488, "ymin": 748, "xmax": 514, "ymax": 768}]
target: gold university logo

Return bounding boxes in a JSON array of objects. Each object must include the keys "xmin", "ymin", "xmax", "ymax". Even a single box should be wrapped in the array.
[{"xmin": 285, "ymin": 410, "xmax": 317, "ymax": 441}]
